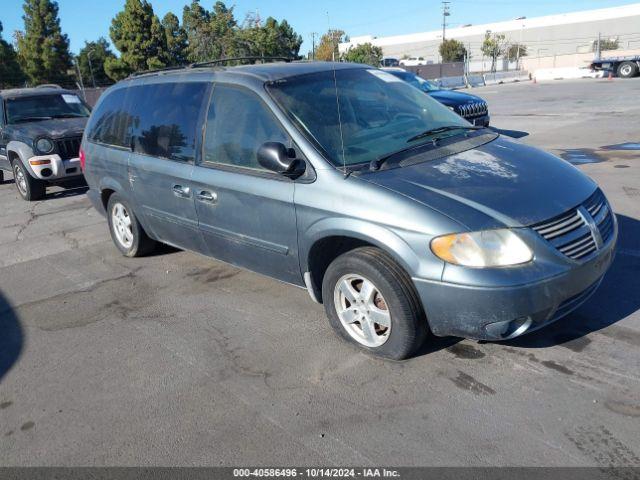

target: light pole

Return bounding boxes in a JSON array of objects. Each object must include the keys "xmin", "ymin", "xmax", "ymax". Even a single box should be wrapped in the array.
[
  {"xmin": 87, "ymin": 50, "xmax": 96, "ymax": 88},
  {"xmin": 442, "ymin": 1, "xmax": 450, "ymax": 41}
]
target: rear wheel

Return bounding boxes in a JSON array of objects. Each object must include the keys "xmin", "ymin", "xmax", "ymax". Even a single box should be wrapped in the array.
[
  {"xmin": 322, "ymin": 247, "xmax": 428, "ymax": 360},
  {"xmin": 107, "ymin": 194, "xmax": 156, "ymax": 257},
  {"xmin": 0, "ymin": 170, "xmax": 4, "ymax": 182},
  {"xmin": 617, "ymin": 61, "xmax": 638, "ymax": 78},
  {"xmin": 12, "ymin": 161, "xmax": 45, "ymax": 201}
]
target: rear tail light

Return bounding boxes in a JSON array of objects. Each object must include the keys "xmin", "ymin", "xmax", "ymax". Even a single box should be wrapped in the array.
[{"xmin": 79, "ymin": 147, "xmax": 86, "ymax": 171}]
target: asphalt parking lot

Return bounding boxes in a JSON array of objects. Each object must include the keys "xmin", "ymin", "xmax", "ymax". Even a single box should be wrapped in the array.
[{"xmin": 1, "ymin": 78, "xmax": 639, "ymax": 467}]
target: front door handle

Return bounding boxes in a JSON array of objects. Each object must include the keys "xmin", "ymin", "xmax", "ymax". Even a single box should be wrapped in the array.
[
  {"xmin": 172, "ymin": 184, "xmax": 191, "ymax": 198},
  {"xmin": 196, "ymin": 190, "xmax": 217, "ymax": 203}
]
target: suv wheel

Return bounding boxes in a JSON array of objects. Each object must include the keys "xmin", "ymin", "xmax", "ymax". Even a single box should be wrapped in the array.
[
  {"xmin": 322, "ymin": 247, "xmax": 428, "ymax": 359},
  {"xmin": 107, "ymin": 194, "xmax": 156, "ymax": 257},
  {"xmin": 13, "ymin": 161, "xmax": 45, "ymax": 201},
  {"xmin": 617, "ymin": 61, "xmax": 638, "ymax": 78}
]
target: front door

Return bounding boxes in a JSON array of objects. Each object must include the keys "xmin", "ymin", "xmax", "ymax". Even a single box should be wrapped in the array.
[
  {"xmin": 192, "ymin": 83, "xmax": 301, "ymax": 285},
  {"xmin": 127, "ymin": 81, "xmax": 210, "ymax": 253}
]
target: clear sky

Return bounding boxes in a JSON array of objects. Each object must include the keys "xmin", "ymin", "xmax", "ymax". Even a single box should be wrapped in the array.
[{"xmin": 2, "ymin": 0, "xmax": 639, "ymax": 55}]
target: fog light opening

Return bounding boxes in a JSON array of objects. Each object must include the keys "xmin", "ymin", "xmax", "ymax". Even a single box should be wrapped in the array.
[
  {"xmin": 485, "ymin": 316, "xmax": 533, "ymax": 340},
  {"xmin": 41, "ymin": 168, "xmax": 53, "ymax": 178}
]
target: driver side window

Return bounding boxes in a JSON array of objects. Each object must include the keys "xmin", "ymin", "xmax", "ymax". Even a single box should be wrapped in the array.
[{"xmin": 203, "ymin": 84, "xmax": 289, "ymax": 171}]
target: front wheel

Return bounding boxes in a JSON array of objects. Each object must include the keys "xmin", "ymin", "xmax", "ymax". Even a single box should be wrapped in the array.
[
  {"xmin": 322, "ymin": 247, "xmax": 428, "ymax": 360},
  {"xmin": 107, "ymin": 194, "xmax": 156, "ymax": 257},
  {"xmin": 13, "ymin": 161, "xmax": 45, "ymax": 201}
]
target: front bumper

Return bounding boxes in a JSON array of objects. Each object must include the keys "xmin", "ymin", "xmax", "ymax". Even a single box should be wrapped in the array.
[
  {"xmin": 412, "ymin": 228, "xmax": 617, "ymax": 341},
  {"xmin": 27, "ymin": 154, "xmax": 83, "ymax": 181}
]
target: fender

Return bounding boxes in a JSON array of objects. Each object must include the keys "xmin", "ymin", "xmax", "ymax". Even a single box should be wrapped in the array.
[
  {"xmin": 301, "ymin": 216, "xmax": 424, "ymax": 278},
  {"xmin": 97, "ymin": 176, "xmax": 157, "ymax": 241},
  {"xmin": 6, "ymin": 140, "xmax": 38, "ymax": 177}
]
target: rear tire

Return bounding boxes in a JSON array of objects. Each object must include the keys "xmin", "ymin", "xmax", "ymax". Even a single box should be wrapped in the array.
[
  {"xmin": 107, "ymin": 193, "xmax": 156, "ymax": 257},
  {"xmin": 617, "ymin": 61, "xmax": 638, "ymax": 78},
  {"xmin": 12, "ymin": 161, "xmax": 45, "ymax": 201},
  {"xmin": 322, "ymin": 247, "xmax": 428, "ymax": 360},
  {"xmin": 0, "ymin": 170, "xmax": 4, "ymax": 182}
]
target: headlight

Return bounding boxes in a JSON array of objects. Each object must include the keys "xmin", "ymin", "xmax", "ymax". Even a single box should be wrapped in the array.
[
  {"xmin": 35, "ymin": 138, "xmax": 54, "ymax": 154},
  {"xmin": 431, "ymin": 229, "xmax": 533, "ymax": 267}
]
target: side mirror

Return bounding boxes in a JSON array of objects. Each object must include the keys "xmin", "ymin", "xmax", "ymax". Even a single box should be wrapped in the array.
[{"xmin": 257, "ymin": 142, "xmax": 304, "ymax": 177}]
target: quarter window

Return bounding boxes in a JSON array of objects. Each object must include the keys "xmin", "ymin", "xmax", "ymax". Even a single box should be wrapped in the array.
[
  {"xmin": 86, "ymin": 87, "xmax": 133, "ymax": 148},
  {"xmin": 203, "ymin": 84, "xmax": 289, "ymax": 170}
]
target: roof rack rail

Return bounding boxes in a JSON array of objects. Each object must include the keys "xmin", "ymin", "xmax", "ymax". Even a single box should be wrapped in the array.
[
  {"xmin": 36, "ymin": 84, "xmax": 62, "ymax": 89},
  {"xmin": 191, "ymin": 56, "xmax": 292, "ymax": 68},
  {"xmin": 129, "ymin": 56, "xmax": 293, "ymax": 78},
  {"xmin": 129, "ymin": 64, "xmax": 191, "ymax": 78}
]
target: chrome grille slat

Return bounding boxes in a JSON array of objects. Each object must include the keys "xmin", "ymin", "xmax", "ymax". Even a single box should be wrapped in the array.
[
  {"xmin": 55, "ymin": 136, "xmax": 81, "ymax": 160},
  {"xmin": 536, "ymin": 214, "xmax": 583, "ymax": 237},
  {"xmin": 559, "ymin": 234, "xmax": 594, "ymax": 254},
  {"xmin": 572, "ymin": 243, "xmax": 598, "ymax": 259}
]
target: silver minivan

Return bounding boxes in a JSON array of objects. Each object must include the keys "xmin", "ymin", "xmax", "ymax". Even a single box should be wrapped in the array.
[{"xmin": 81, "ymin": 61, "xmax": 616, "ymax": 359}]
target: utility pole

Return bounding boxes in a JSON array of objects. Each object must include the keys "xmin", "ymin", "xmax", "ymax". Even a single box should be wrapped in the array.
[
  {"xmin": 442, "ymin": 1, "xmax": 450, "ymax": 41},
  {"xmin": 311, "ymin": 32, "xmax": 317, "ymax": 60},
  {"xmin": 87, "ymin": 50, "xmax": 96, "ymax": 88}
]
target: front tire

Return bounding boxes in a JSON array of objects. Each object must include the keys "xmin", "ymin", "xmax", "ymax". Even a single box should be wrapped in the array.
[
  {"xmin": 322, "ymin": 247, "xmax": 428, "ymax": 360},
  {"xmin": 617, "ymin": 61, "xmax": 638, "ymax": 78},
  {"xmin": 13, "ymin": 161, "xmax": 45, "ymax": 201},
  {"xmin": 107, "ymin": 194, "xmax": 156, "ymax": 257}
]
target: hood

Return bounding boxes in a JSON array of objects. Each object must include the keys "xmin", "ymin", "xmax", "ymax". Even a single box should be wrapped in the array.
[
  {"xmin": 360, "ymin": 136, "xmax": 597, "ymax": 230},
  {"xmin": 428, "ymin": 89, "xmax": 483, "ymax": 106},
  {"xmin": 9, "ymin": 117, "xmax": 87, "ymax": 139}
]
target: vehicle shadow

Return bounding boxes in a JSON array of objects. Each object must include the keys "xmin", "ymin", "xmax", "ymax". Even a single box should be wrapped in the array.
[
  {"xmin": 0, "ymin": 292, "xmax": 24, "ymax": 381},
  {"xmin": 46, "ymin": 185, "xmax": 89, "ymax": 200},
  {"xmin": 504, "ymin": 213, "xmax": 640, "ymax": 349},
  {"xmin": 489, "ymin": 126, "xmax": 529, "ymax": 139}
]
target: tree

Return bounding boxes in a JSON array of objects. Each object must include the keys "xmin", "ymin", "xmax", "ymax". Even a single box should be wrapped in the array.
[
  {"xmin": 183, "ymin": 0, "xmax": 237, "ymax": 62},
  {"xmin": 77, "ymin": 38, "xmax": 116, "ymax": 87},
  {"xmin": 0, "ymin": 21, "xmax": 26, "ymax": 88},
  {"xmin": 506, "ymin": 43, "xmax": 527, "ymax": 62},
  {"xmin": 439, "ymin": 38, "xmax": 466, "ymax": 62},
  {"xmin": 162, "ymin": 12, "xmax": 188, "ymax": 66},
  {"xmin": 481, "ymin": 31, "xmax": 507, "ymax": 72},
  {"xmin": 342, "ymin": 43, "xmax": 383, "ymax": 66},
  {"xmin": 593, "ymin": 38, "xmax": 619, "ymax": 53},
  {"xmin": 236, "ymin": 15, "xmax": 302, "ymax": 59},
  {"xmin": 16, "ymin": 0, "xmax": 73, "ymax": 86},
  {"xmin": 315, "ymin": 29, "xmax": 344, "ymax": 61},
  {"xmin": 105, "ymin": 0, "xmax": 168, "ymax": 80}
]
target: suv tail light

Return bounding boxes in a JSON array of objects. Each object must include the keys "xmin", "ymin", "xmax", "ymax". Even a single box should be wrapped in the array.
[{"xmin": 79, "ymin": 147, "xmax": 86, "ymax": 171}]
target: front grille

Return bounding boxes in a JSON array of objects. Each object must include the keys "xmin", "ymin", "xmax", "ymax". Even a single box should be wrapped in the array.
[
  {"xmin": 458, "ymin": 102, "xmax": 488, "ymax": 119},
  {"xmin": 55, "ymin": 137, "xmax": 81, "ymax": 160},
  {"xmin": 532, "ymin": 189, "xmax": 614, "ymax": 261}
]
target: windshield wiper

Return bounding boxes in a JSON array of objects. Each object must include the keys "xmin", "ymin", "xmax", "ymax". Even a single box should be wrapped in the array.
[
  {"xmin": 51, "ymin": 113, "xmax": 87, "ymax": 118},
  {"xmin": 13, "ymin": 116, "xmax": 53, "ymax": 123},
  {"xmin": 407, "ymin": 125, "xmax": 481, "ymax": 143}
]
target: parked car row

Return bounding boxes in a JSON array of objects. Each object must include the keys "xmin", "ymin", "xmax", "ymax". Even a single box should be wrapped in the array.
[{"xmin": 0, "ymin": 61, "xmax": 616, "ymax": 360}]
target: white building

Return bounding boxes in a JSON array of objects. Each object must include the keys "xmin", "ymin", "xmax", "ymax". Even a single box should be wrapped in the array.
[{"xmin": 339, "ymin": 3, "xmax": 640, "ymax": 65}]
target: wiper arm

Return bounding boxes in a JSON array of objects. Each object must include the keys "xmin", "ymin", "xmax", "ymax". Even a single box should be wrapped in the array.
[
  {"xmin": 51, "ymin": 113, "xmax": 87, "ymax": 118},
  {"xmin": 13, "ymin": 116, "xmax": 53, "ymax": 123},
  {"xmin": 407, "ymin": 125, "xmax": 480, "ymax": 143}
]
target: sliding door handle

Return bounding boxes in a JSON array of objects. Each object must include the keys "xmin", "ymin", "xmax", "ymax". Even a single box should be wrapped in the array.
[
  {"xmin": 196, "ymin": 190, "xmax": 217, "ymax": 203},
  {"xmin": 172, "ymin": 184, "xmax": 191, "ymax": 198}
]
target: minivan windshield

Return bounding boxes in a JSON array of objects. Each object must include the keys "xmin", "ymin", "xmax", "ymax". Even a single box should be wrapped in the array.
[
  {"xmin": 267, "ymin": 68, "xmax": 469, "ymax": 167},
  {"xmin": 5, "ymin": 93, "xmax": 91, "ymax": 124}
]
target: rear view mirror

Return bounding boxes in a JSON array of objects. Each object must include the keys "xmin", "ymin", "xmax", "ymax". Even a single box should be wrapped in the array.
[{"xmin": 257, "ymin": 142, "xmax": 304, "ymax": 178}]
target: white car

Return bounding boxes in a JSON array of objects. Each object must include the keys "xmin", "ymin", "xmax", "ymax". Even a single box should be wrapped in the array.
[{"xmin": 399, "ymin": 57, "xmax": 427, "ymax": 66}]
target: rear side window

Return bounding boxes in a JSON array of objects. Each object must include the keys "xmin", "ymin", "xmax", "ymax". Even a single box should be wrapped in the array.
[
  {"xmin": 133, "ymin": 82, "xmax": 208, "ymax": 162},
  {"xmin": 203, "ymin": 84, "xmax": 288, "ymax": 170},
  {"xmin": 86, "ymin": 87, "xmax": 133, "ymax": 148}
]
